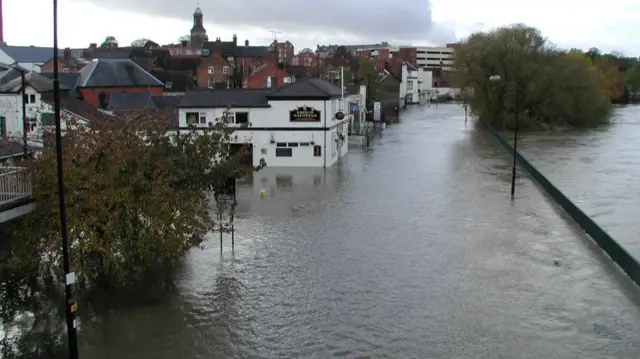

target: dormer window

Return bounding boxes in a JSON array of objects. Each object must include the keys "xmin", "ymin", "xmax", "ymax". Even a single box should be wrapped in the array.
[
  {"xmin": 228, "ymin": 56, "xmax": 234, "ymax": 61},
  {"xmin": 165, "ymin": 81, "xmax": 173, "ymax": 89}
]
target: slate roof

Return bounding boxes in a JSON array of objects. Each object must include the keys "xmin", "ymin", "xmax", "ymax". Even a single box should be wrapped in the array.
[
  {"xmin": 77, "ymin": 59, "xmax": 164, "ymax": 88},
  {"xmin": 286, "ymin": 65, "xmax": 309, "ymax": 79},
  {"xmin": 203, "ymin": 41, "xmax": 236, "ymax": 57},
  {"xmin": 0, "ymin": 68, "xmax": 23, "ymax": 85},
  {"xmin": 152, "ymin": 95, "xmax": 182, "ymax": 109},
  {"xmin": 179, "ymin": 88, "xmax": 272, "ymax": 108},
  {"xmin": 0, "ymin": 45, "xmax": 83, "ymax": 63},
  {"xmin": 0, "ymin": 140, "xmax": 35, "ymax": 159},
  {"xmin": 0, "ymin": 71, "xmax": 69, "ymax": 93},
  {"xmin": 266, "ymin": 77, "xmax": 346, "ymax": 99},
  {"xmin": 150, "ymin": 70, "xmax": 194, "ymax": 92},
  {"xmin": 202, "ymin": 41, "xmax": 276, "ymax": 58},
  {"xmin": 40, "ymin": 93, "xmax": 118, "ymax": 122},
  {"xmin": 40, "ymin": 73, "xmax": 80, "ymax": 94},
  {"xmin": 107, "ymin": 91, "xmax": 158, "ymax": 112},
  {"xmin": 166, "ymin": 57, "xmax": 200, "ymax": 72}
]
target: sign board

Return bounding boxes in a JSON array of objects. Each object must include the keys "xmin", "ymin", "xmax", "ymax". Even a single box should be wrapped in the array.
[
  {"xmin": 373, "ymin": 102, "xmax": 381, "ymax": 122},
  {"xmin": 290, "ymin": 106, "xmax": 321, "ymax": 122}
]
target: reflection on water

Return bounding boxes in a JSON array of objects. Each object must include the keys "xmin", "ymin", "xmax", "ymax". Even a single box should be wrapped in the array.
[
  {"xmin": 517, "ymin": 105, "xmax": 640, "ymax": 257},
  {"xmin": 80, "ymin": 105, "xmax": 640, "ymax": 359}
]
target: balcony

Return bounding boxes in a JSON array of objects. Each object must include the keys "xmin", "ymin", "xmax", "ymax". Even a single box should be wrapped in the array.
[{"xmin": 0, "ymin": 167, "xmax": 35, "ymax": 223}]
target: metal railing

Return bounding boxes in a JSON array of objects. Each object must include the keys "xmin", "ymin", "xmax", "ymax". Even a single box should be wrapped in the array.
[{"xmin": 0, "ymin": 167, "xmax": 32, "ymax": 207}]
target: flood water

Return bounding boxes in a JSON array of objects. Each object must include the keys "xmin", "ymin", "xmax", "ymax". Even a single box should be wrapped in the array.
[
  {"xmin": 517, "ymin": 105, "xmax": 640, "ymax": 257},
  {"xmin": 80, "ymin": 105, "xmax": 640, "ymax": 359}
]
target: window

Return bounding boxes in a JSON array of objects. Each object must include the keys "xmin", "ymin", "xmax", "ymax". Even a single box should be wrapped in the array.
[
  {"xmin": 275, "ymin": 147, "xmax": 292, "ymax": 157},
  {"xmin": 227, "ymin": 56, "xmax": 234, "ymax": 62},
  {"xmin": 406, "ymin": 81, "xmax": 413, "ymax": 90},
  {"xmin": 313, "ymin": 145, "xmax": 322, "ymax": 157},
  {"xmin": 235, "ymin": 112, "xmax": 248, "ymax": 124},
  {"xmin": 288, "ymin": 143, "xmax": 298, "ymax": 147},
  {"xmin": 208, "ymin": 78, "xmax": 215, "ymax": 88},
  {"xmin": 208, "ymin": 66, "xmax": 215, "ymax": 74},
  {"xmin": 62, "ymin": 67, "xmax": 70, "ymax": 73},
  {"xmin": 26, "ymin": 117, "xmax": 37, "ymax": 132},
  {"xmin": 23, "ymin": 94, "xmax": 36, "ymax": 104},
  {"xmin": 299, "ymin": 142, "xmax": 310, "ymax": 146},
  {"xmin": 165, "ymin": 80, "xmax": 173, "ymax": 89},
  {"xmin": 176, "ymin": 49, "xmax": 182, "ymax": 55},
  {"xmin": 196, "ymin": 50, "xmax": 202, "ymax": 55},
  {"xmin": 223, "ymin": 66, "xmax": 229, "ymax": 74},
  {"xmin": 283, "ymin": 77, "xmax": 291, "ymax": 83},
  {"xmin": 276, "ymin": 142, "xmax": 287, "ymax": 147},
  {"xmin": 186, "ymin": 49, "xmax": 192, "ymax": 55},
  {"xmin": 186, "ymin": 112, "xmax": 207, "ymax": 125},
  {"xmin": 0, "ymin": 116, "xmax": 5, "ymax": 136}
]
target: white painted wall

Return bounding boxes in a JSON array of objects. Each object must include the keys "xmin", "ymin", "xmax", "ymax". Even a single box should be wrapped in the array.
[
  {"xmin": 0, "ymin": 85, "xmax": 47, "ymax": 137},
  {"xmin": 178, "ymin": 97, "xmax": 349, "ymax": 168}
]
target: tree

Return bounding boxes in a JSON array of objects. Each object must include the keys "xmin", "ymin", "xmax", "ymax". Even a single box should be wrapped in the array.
[
  {"xmin": 594, "ymin": 56, "xmax": 625, "ymax": 101},
  {"xmin": 453, "ymin": 24, "xmax": 611, "ymax": 129},
  {"xmin": 624, "ymin": 67, "xmax": 640, "ymax": 93},
  {"xmin": 100, "ymin": 36, "xmax": 118, "ymax": 48},
  {"xmin": 333, "ymin": 46, "xmax": 351, "ymax": 59},
  {"xmin": 358, "ymin": 59, "xmax": 380, "ymax": 110},
  {"xmin": 131, "ymin": 38, "xmax": 158, "ymax": 48},
  {"xmin": 9, "ymin": 109, "xmax": 265, "ymax": 291}
]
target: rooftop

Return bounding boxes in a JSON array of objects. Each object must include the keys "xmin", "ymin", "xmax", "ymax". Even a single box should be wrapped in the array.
[
  {"xmin": 77, "ymin": 58, "xmax": 164, "ymax": 88},
  {"xmin": 179, "ymin": 88, "xmax": 272, "ymax": 108},
  {"xmin": 267, "ymin": 77, "xmax": 346, "ymax": 100},
  {"xmin": 0, "ymin": 71, "xmax": 69, "ymax": 93},
  {"xmin": 0, "ymin": 45, "xmax": 84, "ymax": 63}
]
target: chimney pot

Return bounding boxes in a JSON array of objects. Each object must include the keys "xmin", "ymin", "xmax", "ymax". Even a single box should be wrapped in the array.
[
  {"xmin": 89, "ymin": 43, "xmax": 97, "ymax": 50},
  {"xmin": 245, "ymin": 40, "xmax": 249, "ymax": 46}
]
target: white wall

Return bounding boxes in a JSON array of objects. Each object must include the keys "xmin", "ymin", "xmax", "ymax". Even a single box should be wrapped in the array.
[
  {"xmin": 0, "ymin": 85, "xmax": 47, "ymax": 136},
  {"xmin": 415, "ymin": 46, "xmax": 454, "ymax": 71},
  {"xmin": 178, "ymin": 97, "xmax": 349, "ymax": 168}
]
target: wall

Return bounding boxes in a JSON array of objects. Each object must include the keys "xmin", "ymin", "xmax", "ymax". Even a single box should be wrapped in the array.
[
  {"xmin": 0, "ymin": 85, "xmax": 48, "ymax": 136},
  {"xmin": 40, "ymin": 60, "xmax": 81, "ymax": 73},
  {"xmin": 178, "ymin": 97, "xmax": 349, "ymax": 167},
  {"xmin": 415, "ymin": 46, "xmax": 454, "ymax": 70},
  {"xmin": 79, "ymin": 86, "xmax": 164, "ymax": 106}
]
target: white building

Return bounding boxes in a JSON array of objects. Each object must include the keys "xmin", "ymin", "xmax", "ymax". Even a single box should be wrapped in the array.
[
  {"xmin": 400, "ymin": 62, "xmax": 434, "ymax": 104},
  {"xmin": 177, "ymin": 78, "xmax": 350, "ymax": 168},
  {"xmin": 415, "ymin": 46, "xmax": 455, "ymax": 71}
]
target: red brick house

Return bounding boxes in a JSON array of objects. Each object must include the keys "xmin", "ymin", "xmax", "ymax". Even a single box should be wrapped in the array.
[
  {"xmin": 76, "ymin": 58, "xmax": 164, "ymax": 106},
  {"xmin": 196, "ymin": 49, "xmax": 233, "ymax": 88},
  {"xmin": 291, "ymin": 50, "xmax": 316, "ymax": 67},
  {"xmin": 272, "ymin": 40, "xmax": 294, "ymax": 65},
  {"xmin": 243, "ymin": 63, "xmax": 294, "ymax": 88},
  {"xmin": 40, "ymin": 48, "xmax": 88, "ymax": 73}
]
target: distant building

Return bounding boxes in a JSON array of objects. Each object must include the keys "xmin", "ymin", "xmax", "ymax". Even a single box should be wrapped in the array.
[
  {"xmin": 415, "ymin": 46, "xmax": 454, "ymax": 71},
  {"xmin": 0, "ymin": 45, "xmax": 84, "ymax": 72}
]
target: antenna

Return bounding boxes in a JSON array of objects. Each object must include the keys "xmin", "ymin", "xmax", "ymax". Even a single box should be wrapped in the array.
[
  {"xmin": 269, "ymin": 30, "xmax": 282, "ymax": 41},
  {"xmin": 269, "ymin": 30, "xmax": 283, "ymax": 88}
]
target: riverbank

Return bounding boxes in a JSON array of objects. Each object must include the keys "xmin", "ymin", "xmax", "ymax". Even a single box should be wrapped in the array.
[{"xmin": 515, "ymin": 104, "xmax": 640, "ymax": 257}]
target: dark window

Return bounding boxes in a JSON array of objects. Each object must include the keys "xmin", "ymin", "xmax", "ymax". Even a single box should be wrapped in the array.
[
  {"xmin": 41, "ymin": 113, "xmax": 55, "ymax": 126},
  {"xmin": 235, "ymin": 112, "xmax": 249, "ymax": 124},
  {"xmin": 288, "ymin": 142, "xmax": 298, "ymax": 147},
  {"xmin": 313, "ymin": 145, "xmax": 322, "ymax": 157},
  {"xmin": 29, "ymin": 94, "xmax": 35, "ymax": 103},
  {"xmin": 276, "ymin": 142, "xmax": 287, "ymax": 147},
  {"xmin": 0, "ymin": 116, "xmax": 5, "ymax": 136},
  {"xmin": 26, "ymin": 118, "xmax": 37, "ymax": 132},
  {"xmin": 275, "ymin": 147, "xmax": 292, "ymax": 157},
  {"xmin": 299, "ymin": 142, "xmax": 310, "ymax": 146}
]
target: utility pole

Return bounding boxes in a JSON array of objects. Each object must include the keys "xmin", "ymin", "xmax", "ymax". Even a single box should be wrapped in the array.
[
  {"xmin": 269, "ymin": 30, "xmax": 282, "ymax": 88},
  {"xmin": 53, "ymin": 0, "xmax": 79, "ymax": 358}
]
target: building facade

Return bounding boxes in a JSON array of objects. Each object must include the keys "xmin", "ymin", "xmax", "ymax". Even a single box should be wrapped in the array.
[
  {"xmin": 415, "ymin": 46, "xmax": 454, "ymax": 71},
  {"xmin": 177, "ymin": 78, "xmax": 350, "ymax": 167}
]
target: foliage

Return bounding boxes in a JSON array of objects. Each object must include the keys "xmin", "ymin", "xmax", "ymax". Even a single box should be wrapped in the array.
[
  {"xmin": 333, "ymin": 46, "xmax": 351, "ymax": 59},
  {"xmin": 594, "ymin": 56, "xmax": 625, "ymax": 101},
  {"xmin": 358, "ymin": 59, "xmax": 380, "ymax": 110},
  {"xmin": 453, "ymin": 24, "xmax": 612, "ymax": 129},
  {"xmin": 9, "ymin": 109, "xmax": 265, "ymax": 292},
  {"xmin": 624, "ymin": 66, "xmax": 640, "ymax": 94},
  {"xmin": 99, "ymin": 36, "xmax": 118, "ymax": 48},
  {"xmin": 131, "ymin": 38, "xmax": 158, "ymax": 48}
]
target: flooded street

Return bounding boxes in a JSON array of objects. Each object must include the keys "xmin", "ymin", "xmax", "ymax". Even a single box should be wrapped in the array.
[
  {"xmin": 517, "ymin": 105, "xmax": 640, "ymax": 257},
  {"xmin": 80, "ymin": 105, "xmax": 640, "ymax": 358}
]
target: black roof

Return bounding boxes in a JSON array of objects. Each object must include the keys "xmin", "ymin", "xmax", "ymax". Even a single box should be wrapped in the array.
[
  {"xmin": 0, "ymin": 71, "xmax": 69, "ymax": 93},
  {"xmin": 77, "ymin": 58, "xmax": 164, "ymax": 88},
  {"xmin": 41, "ymin": 73, "xmax": 81, "ymax": 97},
  {"xmin": 150, "ymin": 70, "xmax": 194, "ymax": 92},
  {"xmin": 202, "ymin": 41, "xmax": 275, "ymax": 58},
  {"xmin": 266, "ymin": 77, "xmax": 346, "ymax": 100},
  {"xmin": 108, "ymin": 91, "xmax": 157, "ymax": 112},
  {"xmin": 202, "ymin": 41, "xmax": 236, "ymax": 57},
  {"xmin": 0, "ymin": 140, "xmax": 34, "ymax": 159},
  {"xmin": 151, "ymin": 48, "xmax": 171, "ymax": 68},
  {"xmin": 179, "ymin": 88, "xmax": 272, "ymax": 108},
  {"xmin": 166, "ymin": 57, "xmax": 200, "ymax": 72},
  {"xmin": 286, "ymin": 65, "xmax": 309, "ymax": 79},
  {"xmin": 152, "ymin": 95, "xmax": 182, "ymax": 109}
]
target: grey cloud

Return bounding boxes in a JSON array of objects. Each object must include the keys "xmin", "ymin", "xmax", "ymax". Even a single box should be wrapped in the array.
[{"xmin": 87, "ymin": 0, "xmax": 456, "ymax": 45}]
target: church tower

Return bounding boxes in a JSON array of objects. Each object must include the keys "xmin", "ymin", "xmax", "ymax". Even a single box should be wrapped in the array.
[{"xmin": 190, "ymin": 7, "xmax": 208, "ymax": 49}]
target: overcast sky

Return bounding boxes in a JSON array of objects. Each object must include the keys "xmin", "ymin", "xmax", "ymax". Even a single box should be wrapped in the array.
[{"xmin": 2, "ymin": 0, "xmax": 639, "ymax": 56}]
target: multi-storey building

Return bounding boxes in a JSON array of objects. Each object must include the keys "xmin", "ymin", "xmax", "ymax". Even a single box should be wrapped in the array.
[{"xmin": 415, "ymin": 46, "xmax": 455, "ymax": 71}]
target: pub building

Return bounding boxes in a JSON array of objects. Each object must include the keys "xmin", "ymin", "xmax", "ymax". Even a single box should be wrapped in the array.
[{"xmin": 177, "ymin": 78, "xmax": 355, "ymax": 167}]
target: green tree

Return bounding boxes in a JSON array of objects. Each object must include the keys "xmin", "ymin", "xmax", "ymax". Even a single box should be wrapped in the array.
[
  {"xmin": 453, "ymin": 24, "xmax": 611, "ymax": 129},
  {"xmin": 131, "ymin": 38, "xmax": 158, "ymax": 48},
  {"xmin": 624, "ymin": 67, "xmax": 640, "ymax": 93},
  {"xmin": 358, "ymin": 59, "xmax": 380, "ymax": 110},
  {"xmin": 100, "ymin": 36, "xmax": 118, "ymax": 48},
  {"xmin": 9, "ymin": 109, "xmax": 265, "ymax": 291}
]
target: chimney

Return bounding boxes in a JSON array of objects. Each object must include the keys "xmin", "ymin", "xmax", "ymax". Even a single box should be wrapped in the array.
[
  {"xmin": 89, "ymin": 43, "xmax": 97, "ymax": 50},
  {"xmin": 215, "ymin": 37, "xmax": 222, "ymax": 54},
  {"xmin": 233, "ymin": 33, "xmax": 237, "ymax": 46},
  {"xmin": 64, "ymin": 47, "xmax": 71, "ymax": 62},
  {"xmin": 245, "ymin": 40, "xmax": 249, "ymax": 47}
]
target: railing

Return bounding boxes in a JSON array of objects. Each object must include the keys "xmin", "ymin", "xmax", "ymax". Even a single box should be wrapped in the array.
[{"xmin": 0, "ymin": 167, "xmax": 32, "ymax": 207}]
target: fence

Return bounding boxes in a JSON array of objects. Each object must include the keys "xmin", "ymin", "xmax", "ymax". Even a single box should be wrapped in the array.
[
  {"xmin": 0, "ymin": 167, "xmax": 31, "ymax": 207},
  {"xmin": 482, "ymin": 122, "xmax": 640, "ymax": 288}
]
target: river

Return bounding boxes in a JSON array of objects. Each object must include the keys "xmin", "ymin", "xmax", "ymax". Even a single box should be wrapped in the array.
[
  {"xmin": 516, "ymin": 105, "xmax": 640, "ymax": 258},
  {"xmin": 79, "ymin": 104, "xmax": 640, "ymax": 359}
]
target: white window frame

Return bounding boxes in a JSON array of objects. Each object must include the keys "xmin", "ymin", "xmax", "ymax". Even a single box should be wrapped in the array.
[
  {"xmin": 198, "ymin": 112, "xmax": 207, "ymax": 125},
  {"xmin": 406, "ymin": 80, "xmax": 414, "ymax": 91},
  {"xmin": 208, "ymin": 66, "xmax": 215, "ymax": 74},
  {"xmin": 208, "ymin": 78, "xmax": 215, "ymax": 88},
  {"xmin": 223, "ymin": 66, "xmax": 229, "ymax": 74}
]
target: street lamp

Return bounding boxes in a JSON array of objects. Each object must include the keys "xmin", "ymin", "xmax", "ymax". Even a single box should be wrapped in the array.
[
  {"xmin": 489, "ymin": 74, "xmax": 519, "ymax": 199},
  {"xmin": 52, "ymin": 1, "xmax": 79, "ymax": 358},
  {"xmin": 0, "ymin": 62, "xmax": 28, "ymax": 158}
]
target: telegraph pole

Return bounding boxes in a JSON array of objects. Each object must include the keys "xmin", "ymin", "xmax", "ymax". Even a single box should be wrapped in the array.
[
  {"xmin": 53, "ymin": 0, "xmax": 79, "ymax": 358},
  {"xmin": 269, "ymin": 30, "xmax": 282, "ymax": 88}
]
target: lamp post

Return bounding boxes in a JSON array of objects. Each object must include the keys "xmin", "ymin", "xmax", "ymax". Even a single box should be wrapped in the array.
[
  {"xmin": 0, "ymin": 62, "xmax": 28, "ymax": 158},
  {"xmin": 53, "ymin": 0, "xmax": 80, "ymax": 358},
  {"xmin": 489, "ymin": 74, "xmax": 519, "ymax": 198}
]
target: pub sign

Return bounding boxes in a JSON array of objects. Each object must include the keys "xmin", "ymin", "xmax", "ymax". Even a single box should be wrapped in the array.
[{"xmin": 290, "ymin": 106, "xmax": 321, "ymax": 122}]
